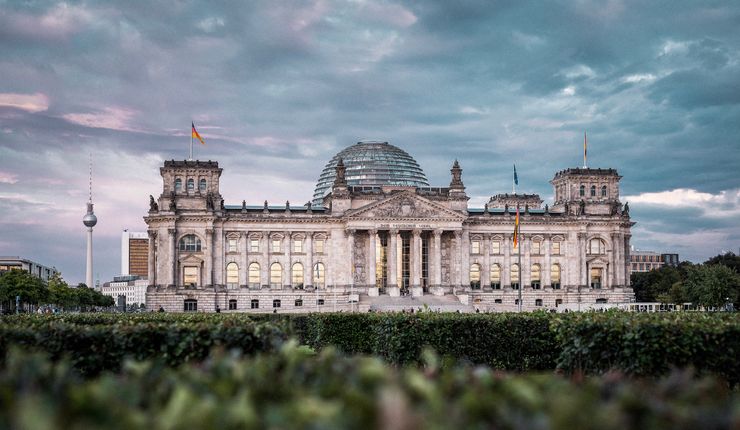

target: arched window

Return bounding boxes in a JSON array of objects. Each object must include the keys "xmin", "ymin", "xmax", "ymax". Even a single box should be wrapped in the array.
[
  {"xmin": 531, "ymin": 264, "xmax": 541, "ymax": 289},
  {"xmin": 551, "ymin": 264, "xmax": 561, "ymax": 289},
  {"xmin": 270, "ymin": 263, "xmax": 282, "ymax": 286},
  {"xmin": 589, "ymin": 238, "xmax": 606, "ymax": 254},
  {"xmin": 313, "ymin": 262, "xmax": 325, "ymax": 287},
  {"xmin": 199, "ymin": 178, "xmax": 207, "ymax": 192},
  {"xmin": 590, "ymin": 185, "xmax": 596, "ymax": 197},
  {"xmin": 601, "ymin": 185, "xmax": 607, "ymax": 197},
  {"xmin": 292, "ymin": 263, "xmax": 304, "ymax": 289},
  {"xmin": 469, "ymin": 263, "xmax": 481, "ymax": 289},
  {"xmin": 490, "ymin": 263, "xmax": 501, "ymax": 289},
  {"xmin": 226, "ymin": 262, "xmax": 238, "ymax": 288},
  {"xmin": 511, "ymin": 263, "xmax": 520, "ymax": 289},
  {"xmin": 179, "ymin": 235, "xmax": 201, "ymax": 252},
  {"xmin": 187, "ymin": 178, "xmax": 194, "ymax": 193},
  {"xmin": 175, "ymin": 178, "xmax": 182, "ymax": 193},
  {"xmin": 579, "ymin": 185, "xmax": 585, "ymax": 196},
  {"xmin": 248, "ymin": 262, "xmax": 260, "ymax": 287}
]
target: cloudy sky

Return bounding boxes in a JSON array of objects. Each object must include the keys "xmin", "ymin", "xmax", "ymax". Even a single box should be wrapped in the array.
[{"xmin": 1, "ymin": 0, "xmax": 739, "ymax": 284}]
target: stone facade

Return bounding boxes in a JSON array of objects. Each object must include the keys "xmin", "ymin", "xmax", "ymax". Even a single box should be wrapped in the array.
[{"xmin": 145, "ymin": 158, "xmax": 635, "ymax": 312}]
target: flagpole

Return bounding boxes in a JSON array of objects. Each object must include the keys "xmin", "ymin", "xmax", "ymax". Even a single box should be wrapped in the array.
[
  {"xmin": 518, "ymin": 230, "xmax": 522, "ymax": 313},
  {"xmin": 583, "ymin": 132, "xmax": 587, "ymax": 169},
  {"xmin": 189, "ymin": 128, "xmax": 193, "ymax": 161}
]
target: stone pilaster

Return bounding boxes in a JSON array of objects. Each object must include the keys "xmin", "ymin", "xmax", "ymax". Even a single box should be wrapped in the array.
[
  {"xmin": 482, "ymin": 234, "xmax": 491, "ymax": 289},
  {"xmin": 543, "ymin": 235, "xmax": 552, "ymax": 287},
  {"xmin": 168, "ymin": 228, "xmax": 176, "ymax": 286},
  {"xmin": 388, "ymin": 229, "xmax": 398, "ymax": 289},
  {"xmin": 367, "ymin": 229, "xmax": 377, "ymax": 288},
  {"xmin": 148, "ymin": 230, "xmax": 157, "ymax": 286},
  {"xmin": 453, "ymin": 230, "xmax": 463, "ymax": 287},
  {"xmin": 461, "ymin": 229, "xmax": 470, "ymax": 288},
  {"xmin": 306, "ymin": 233, "xmax": 314, "ymax": 289},
  {"xmin": 242, "ymin": 231, "xmax": 249, "ymax": 287},
  {"xmin": 347, "ymin": 229, "xmax": 355, "ymax": 288},
  {"xmin": 205, "ymin": 228, "xmax": 214, "ymax": 286},
  {"xmin": 411, "ymin": 229, "xmax": 421, "ymax": 288},
  {"xmin": 503, "ymin": 234, "xmax": 511, "ymax": 287},
  {"xmin": 432, "ymin": 229, "xmax": 442, "ymax": 287}
]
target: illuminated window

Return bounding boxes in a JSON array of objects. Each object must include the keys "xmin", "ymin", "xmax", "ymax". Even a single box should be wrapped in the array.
[
  {"xmin": 226, "ymin": 262, "xmax": 238, "ymax": 287},
  {"xmin": 250, "ymin": 239, "xmax": 259, "ymax": 252},
  {"xmin": 292, "ymin": 263, "xmax": 304, "ymax": 288},
  {"xmin": 531, "ymin": 240, "xmax": 541, "ymax": 255},
  {"xmin": 270, "ymin": 263, "xmax": 282, "ymax": 286},
  {"xmin": 551, "ymin": 264, "xmax": 561, "ymax": 289},
  {"xmin": 248, "ymin": 262, "xmax": 260, "ymax": 286},
  {"xmin": 293, "ymin": 239, "xmax": 303, "ymax": 253},
  {"xmin": 471, "ymin": 240, "xmax": 481, "ymax": 254},
  {"xmin": 490, "ymin": 263, "xmax": 501, "ymax": 289},
  {"xmin": 314, "ymin": 239, "xmax": 324, "ymax": 253},
  {"xmin": 552, "ymin": 241, "xmax": 561, "ymax": 255},
  {"xmin": 491, "ymin": 240, "xmax": 501, "ymax": 254},
  {"xmin": 511, "ymin": 263, "xmax": 520, "ymax": 289},
  {"xmin": 228, "ymin": 238, "xmax": 237, "ymax": 252},
  {"xmin": 469, "ymin": 263, "xmax": 481, "ymax": 289},
  {"xmin": 271, "ymin": 239, "xmax": 282, "ymax": 253},
  {"xmin": 531, "ymin": 264, "xmax": 541, "ymax": 289}
]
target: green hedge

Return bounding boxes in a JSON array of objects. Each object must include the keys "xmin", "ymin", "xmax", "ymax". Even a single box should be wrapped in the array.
[
  {"xmin": 2, "ymin": 312, "xmax": 740, "ymax": 383},
  {"xmin": 2, "ymin": 344, "xmax": 739, "ymax": 429},
  {"xmin": 0, "ymin": 314, "xmax": 287, "ymax": 375}
]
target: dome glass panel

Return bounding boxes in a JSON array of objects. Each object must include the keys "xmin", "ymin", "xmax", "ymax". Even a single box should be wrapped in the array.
[{"xmin": 312, "ymin": 141, "xmax": 429, "ymax": 205}]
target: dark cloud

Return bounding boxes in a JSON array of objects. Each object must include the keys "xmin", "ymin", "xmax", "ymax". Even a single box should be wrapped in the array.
[{"xmin": 1, "ymin": 0, "xmax": 739, "ymax": 282}]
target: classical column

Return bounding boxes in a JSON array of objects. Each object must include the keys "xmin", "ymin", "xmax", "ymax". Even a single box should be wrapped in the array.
[
  {"xmin": 453, "ymin": 231, "xmax": 463, "ymax": 287},
  {"xmin": 285, "ymin": 231, "xmax": 292, "ymax": 288},
  {"xmin": 261, "ymin": 232, "xmax": 269, "ymax": 287},
  {"xmin": 610, "ymin": 233, "xmax": 619, "ymax": 288},
  {"xmin": 168, "ymin": 228, "xmax": 176, "ymax": 286},
  {"xmin": 461, "ymin": 229, "xmax": 470, "ymax": 288},
  {"xmin": 578, "ymin": 233, "xmax": 587, "ymax": 288},
  {"xmin": 306, "ymin": 233, "xmax": 314, "ymax": 289},
  {"xmin": 147, "ymin": 230, "xmax": 156, "ymax": 286},
  {"xmin": 482, "ymin": 234, "xmax": 491, "ymax": 289},
  {"xmin": 367, "ymin": 229, "xmax": 377, "ymax": 288},
  {"xmin": 388, "ymin": 229, "xmax": 398, "ymax": 289},
  {"xmin": 543, "ymin": 235, "xmax": 552, "ymax": 287},
  {"xmin": 205, "ymin": 228, "xmax": 214, "ymax": 286},
  {"xmin": 411, "ymin": 229, "xmax": 421, "ymax": 288},
  {"xmin": 347, "ymin": 229, "xmax": 355, "ymax": 289},
  {"xmin": 522, "ymin": 236, "xmax": 531, "ymax": 288},
  {"xmin": 503, "ymin": 234, "xmax": 511, "ymax": 287},
  {"xmin": 242, "ymin": 231, "xmax": 249, "ymax": 287},
  {"xmin": 623, "ymin": 234, "xmax": 632, "ymax": 287},
  {"xmin": 432, "ymin": 229, "xmax": 442, "ymax": 287}
]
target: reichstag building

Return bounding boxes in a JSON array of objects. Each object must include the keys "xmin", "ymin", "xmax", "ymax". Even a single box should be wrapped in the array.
[{"xmin": 145, "ymin": 141, "xmax": 635, "ymax": 312}]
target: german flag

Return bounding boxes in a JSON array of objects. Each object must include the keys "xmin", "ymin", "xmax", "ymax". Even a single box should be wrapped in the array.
[
  {"xmin": 192, "ymin": 122, "xmax": 205, "ymax": 145},
  {"xmin": 513, "ymin": 205, "xmax": 520, "ymax": 247}
]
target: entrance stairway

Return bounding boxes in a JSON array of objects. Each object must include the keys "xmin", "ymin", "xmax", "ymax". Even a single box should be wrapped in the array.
[{"xmin": 366, "ymin": 294, "xmax": 475, "ymax": 313}]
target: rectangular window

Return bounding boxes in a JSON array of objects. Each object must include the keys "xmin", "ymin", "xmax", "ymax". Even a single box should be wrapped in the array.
[
  {"xmin": 314, "ymin": 239, "xmax": 324, "ymax": 253},
  {"xmin": 250, "ymin": 299, "xmax": 259, "ymax": 309},
  {"xmin": 535, "ymin": 299, "xmax": 543, "ymax": 306},
  {"xmin": 491, "ymin": 241, "xmax": 501, "ymax": 254},
  {"xmin": 494, "ymin": 299, "xmax": 502, "ymax": 304},
  {"xmin": 250, "ymin": 239, "xmax": 259, "ymax": 252},
  {"xmin": 295, "ymin": 299, "xmax": 303, "ymax": 307},
  {"xmin": 293, "ymin": 240, "xmax": 303, "ymax": 253},
  {"xmin": 471, "ymin": 240, "xmax": 480, "ymax": 254},
  {"xmin": 183, "ymin": 300, "xmax": 197, "ymax": 312},
  {"xmin": 531, "ymin": 241, "xmax": 541, "ymax": 255},
  {"xmin": 271, "ymin": 239, "xmax": 282, "ymax": 253},
  {"xmin": 228, "ymin": 238, "xmax": 237, "ymax": 252},
  {"xmin": 183, "ymin": 267, "xmax": 198, "ymax": 286},
  {"xmin": 317, "ymin": 298, "xmax": 325, "ymax": 306},
  {"xmin": 552, "ymin": 241, "xmax": 561, "ymax": 255},
  {"xmin": 228, "ymin": 299, "xmax": 237, "ymax": 310},
  {"xmin": 273, "ymin": 299, "xmax": 281, "ymax": 308}
]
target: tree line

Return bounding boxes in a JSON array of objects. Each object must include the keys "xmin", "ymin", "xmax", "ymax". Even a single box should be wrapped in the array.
[
  {"xmin": 0, "ymin": 270, "xmax": 114, "ymax": 313},
  {"xmin": 631, "ymin": 252, "xmax": 740, "ymax": 308}
]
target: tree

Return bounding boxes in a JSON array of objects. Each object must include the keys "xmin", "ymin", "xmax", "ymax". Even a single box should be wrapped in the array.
[
  {"xmin": 683, "ymin": 265, "xmax": 740, "ymax": 309},
  {"xmin": 630, "ymin": 265, "xmax": 683, "ymax": 302},
  {"xmin": 704, "ymin": 252, "xmax": 740, "ymax": 274},
  {"xmin": 0, "ymin": 269, "xmax": 49, "ymax": 312}
]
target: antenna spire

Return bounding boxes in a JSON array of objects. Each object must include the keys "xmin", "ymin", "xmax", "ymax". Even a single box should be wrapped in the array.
[{"xmin": 88, "ymin": 152, "xmax": 93, "ymax": 203}]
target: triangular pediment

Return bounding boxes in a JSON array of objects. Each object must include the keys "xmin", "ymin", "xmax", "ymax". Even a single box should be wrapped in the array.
[
  {"xmin": 346, "ymin": 191, "xmax": 466, "ymax": 220},
  {"xmin": 179, "ymin": 254, "xmax": 204, "ymax": 264}
]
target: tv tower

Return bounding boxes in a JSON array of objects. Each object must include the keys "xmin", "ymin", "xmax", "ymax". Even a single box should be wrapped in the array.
[{"xmin": 82, "ymin": 154, "xmax": 97, "ymax": 288}]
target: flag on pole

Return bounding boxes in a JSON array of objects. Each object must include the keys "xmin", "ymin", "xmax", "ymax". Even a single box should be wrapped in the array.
[
  {"xmin": 192, "ymin": 122, "xmax": 205, "ymax": 145},
  {"xmin": 513, "ymin": 205, "xmax": 520, "ymax": 247},
  {"xmin": 583, "ymin": 131, "xmax": 587, "ymax": 167},
  {"xmin": 513, "ymin": 164, "xmax": 519, "ymax": 186}
]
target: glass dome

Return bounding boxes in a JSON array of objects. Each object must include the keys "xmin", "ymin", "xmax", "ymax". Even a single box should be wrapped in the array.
[{"xmin": 312, "ymin": 141, "xmax": 429, "ymax": 205}]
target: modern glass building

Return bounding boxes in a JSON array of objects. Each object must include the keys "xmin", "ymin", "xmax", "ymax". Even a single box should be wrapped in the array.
[{"xmin": 312, "ymin": 141, "xmax": 429, "ymax": 205}]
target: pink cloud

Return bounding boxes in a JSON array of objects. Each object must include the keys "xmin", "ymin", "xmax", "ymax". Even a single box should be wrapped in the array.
[
  {"xmin": 62, "ymin": 107, "xmax": 138, "ymax": 131},
  {"xmin": 0, "ymin": 171, "xmax": 19, "ymax": 184},
  {"xmin": 0, "ymin": 92, "xmax": 50, "ymax": 113}
]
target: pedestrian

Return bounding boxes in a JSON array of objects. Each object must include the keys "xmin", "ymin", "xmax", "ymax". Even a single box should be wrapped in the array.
[{"xmin": 158, "ymin": 306, "xmax": 165, "ymax": 313}]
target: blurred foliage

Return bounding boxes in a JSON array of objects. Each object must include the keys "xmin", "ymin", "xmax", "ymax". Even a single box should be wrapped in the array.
[
  {"xmin": 1, "ymin": 344, "xmax": 739, "ymax": 430},
  {"xmin": 3, "ymin": 312, "xmax": 740, "ymax": 384}
]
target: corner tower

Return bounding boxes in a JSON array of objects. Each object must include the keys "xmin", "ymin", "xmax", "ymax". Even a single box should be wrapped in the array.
[
  {"xmin": 550, "ymin": 168, "xmax": 622, "ymax": 215},
  {"xmin": 156, "ymin": 160, "xmax": 223, "ymax": 213}
]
